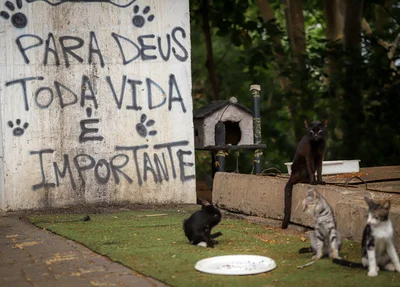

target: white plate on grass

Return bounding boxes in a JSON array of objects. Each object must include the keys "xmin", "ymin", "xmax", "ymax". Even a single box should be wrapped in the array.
[{"xmin": 194, "ymin": 255, "xmax": 276, "ymax": 275}]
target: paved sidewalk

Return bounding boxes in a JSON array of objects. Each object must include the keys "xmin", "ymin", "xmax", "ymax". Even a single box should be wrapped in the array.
[{"xmin": 0, "ymin": 215, "xmax": 168, "ymax": 287}]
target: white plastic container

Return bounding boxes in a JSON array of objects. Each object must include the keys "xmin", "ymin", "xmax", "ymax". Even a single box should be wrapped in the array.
[{"xmin": 284, "ymin": 160, "xmax": 361, "ymax": 175}]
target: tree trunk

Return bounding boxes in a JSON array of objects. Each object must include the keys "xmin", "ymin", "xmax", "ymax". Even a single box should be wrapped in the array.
[
  {"xmin": 323, "ymin": 0, "xmax": 347, "ymax": 136},
  {"xmin": 283, "ymin": 0, "xmax": 307, "ymax": 141},
  {"xmin": 200, "ymin": 0, "xmax": 219, "ymax": 101},
  {"xmin": 376, "ymin": 0, "xmax": 392, "ymax": 34},
  {"xmin": 323, "ymin": 0, "xmax": 345, "ymax": 88},
  {"xmin": 256, "ymin": 0, "xmax": 299, "ymax": 141},
  {"xmin": 344, "ymin": 0, "xmax": 364, "ymax": 51},
  {"xmin": 341, "ymin": 0, "xmax": 365, "ymax": 159},
  {"xmin": 255, "ymin": 0, "xmax": 290, "ymax": 91},
  {"xmin": 324, "ymin": 0, "xmax": 337, "ymax": 43},
  {"xmin": 324, "ymin": 0, "xmax": 345, "ymax": 42},
  {"xmin": 284, "ymin": 0, "xmax": 306, "ymax": 66}
]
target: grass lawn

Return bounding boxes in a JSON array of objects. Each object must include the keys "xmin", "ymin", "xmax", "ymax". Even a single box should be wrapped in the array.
[{"xmin": 28, "ymin": 206, "xmax": 400, "ymax": 287}]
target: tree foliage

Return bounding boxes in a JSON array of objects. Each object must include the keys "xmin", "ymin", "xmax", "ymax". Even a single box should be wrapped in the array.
[{"xmin": 191, "ymin": 0, "xmax": 400, "ymax": 175}]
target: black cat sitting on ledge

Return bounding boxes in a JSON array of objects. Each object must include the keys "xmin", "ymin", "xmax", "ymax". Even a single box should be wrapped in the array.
[{"xmin": 282, "ymin": 119, "xmax": 328, "ymax": 229}]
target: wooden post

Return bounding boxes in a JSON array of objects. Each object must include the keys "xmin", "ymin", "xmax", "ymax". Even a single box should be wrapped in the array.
[{"xmin": 250, "ymin": 84, "xmax": 262, "ymax": 174}]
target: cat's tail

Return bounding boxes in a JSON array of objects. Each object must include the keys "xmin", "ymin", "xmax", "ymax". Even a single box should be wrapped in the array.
[
  {"xmin": 282, "ymin": 181, "xmax": 293, "ymax": 229},
  {"xmin": 298, "ymin": 247, "xmax": 314, "ymax": 254},
  {"xmin": 332, "ymin": 258, "xmax": 364, "ymax": 268},
  {"xmin": 211, "ymin": 231, "xmax": 222, "ymax": 239}
]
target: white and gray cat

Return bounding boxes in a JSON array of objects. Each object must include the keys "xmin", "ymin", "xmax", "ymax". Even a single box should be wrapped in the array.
[
  {"xmin": 333, "ymin": 196, "xmax": 400, "ymax": 277},
  {"xmin": 299, "ymin": 188, "xmax": 342, "ymax": 260}
]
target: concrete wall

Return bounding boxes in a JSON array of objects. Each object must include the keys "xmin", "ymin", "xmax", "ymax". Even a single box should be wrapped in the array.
[
  {"xmin": 0, "ymin": 0, "xmax": 195, "ymax": 210},
  {"xmin": 213, "ymin": 172, "xmax": 400, "ymax": 249}
]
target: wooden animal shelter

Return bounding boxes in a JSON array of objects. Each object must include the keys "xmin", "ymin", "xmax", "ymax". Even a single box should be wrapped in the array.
[{"xmin": 193, "ymin": 86, "xmax": 266, "ymax": 201}]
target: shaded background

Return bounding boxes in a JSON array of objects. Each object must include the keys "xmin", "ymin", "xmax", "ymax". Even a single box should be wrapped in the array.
[{"xmin": 190, "ymin": 0, "xmax": 400, "ymax": 176}]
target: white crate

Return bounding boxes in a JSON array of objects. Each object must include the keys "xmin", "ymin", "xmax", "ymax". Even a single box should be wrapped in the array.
[{"xmin": 284, "ymin": 160, "xmax": 361, "ymax": 175}]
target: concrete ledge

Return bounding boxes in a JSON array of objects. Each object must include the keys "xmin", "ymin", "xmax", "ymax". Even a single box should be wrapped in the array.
[{"xmin": 213, "ymin": 172, "xmax": 400, "ymax": 249}]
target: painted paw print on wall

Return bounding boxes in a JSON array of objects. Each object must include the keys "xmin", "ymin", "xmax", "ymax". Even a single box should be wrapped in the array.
[
  {"xmin": 8, "ymin": 119, "xmax": 29, "ymax": 136},
  {"xmin": 136, "ymin": 114, "xmax": 157, "ymax": 138},
  {"xmin": 132, "ymin": 5, "xmax": 154, "ymax": 28},
  {"xmin": 0, "ymin": 0, "xmax": 28, "ymax": 28},
  {"xmin": 25, "ymin": 0, "xmax": 137, "ymax": 8}
]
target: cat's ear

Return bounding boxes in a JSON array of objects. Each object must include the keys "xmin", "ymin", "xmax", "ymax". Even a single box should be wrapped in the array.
[
  {"xmin": 382, "ymin": 200, "xmax": 391, "ymax": 210},
  {"xmin": 364, "ymin": 196, "xmax": 374, "ymax": 208},
  {"xmin": 322, "ymin": 119, "xmax": 328, "ymax": 127},
  {"xmin": 304, "ymin": 120, "xmax": 309, "ymax": 128}
]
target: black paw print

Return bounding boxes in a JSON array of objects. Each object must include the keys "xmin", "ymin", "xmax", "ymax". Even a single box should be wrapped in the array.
[
  {"xmin": 136, "ymin": 114, "xmax": 157, "ymax": 138},
  {"xmin": 0, "ymin": 0, "xmax": 28, "ymax": 29},
  {"xmin": 8, "ymin": 119, "xmax": 29, "ymax": 136},
  {"xmin": 132, "ymin": 5, "xmax": 154, "ymax": 28}
]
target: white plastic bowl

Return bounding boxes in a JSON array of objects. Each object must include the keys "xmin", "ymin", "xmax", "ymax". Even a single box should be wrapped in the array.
[
  {"xmin": 284, "ymin": 160, "xmax": 361, "ymax": 175},
  {"xmin": 195, "ymin": 255, "xmax": 276, "ymax": 275}
]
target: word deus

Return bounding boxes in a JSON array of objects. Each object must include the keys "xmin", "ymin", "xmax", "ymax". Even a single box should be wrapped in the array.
[
  {"xmin": 16, "ymin": 27, "xmax": 188, "ymax": 68},
  {"xmin": 30, "ymin": 141, "xmax": 195, "ymax": 191},
  {"xmin": 5, "ymin": 74, "xmax": 186, "ymax": 112}
]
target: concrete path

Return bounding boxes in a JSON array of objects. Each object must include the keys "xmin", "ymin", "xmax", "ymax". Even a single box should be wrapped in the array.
[{"xmin": 0, "ymin": 215, "xmax": 168, "ymax": 287}]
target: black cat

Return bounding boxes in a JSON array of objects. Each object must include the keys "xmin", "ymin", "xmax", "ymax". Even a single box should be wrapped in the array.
[
  {"xmin": 183, "ymin": 199, "xmax": 222, "ymax": 248},
  {"xmin": 282, "ymin": 120, "xmax": 327, "ymax": 229}
]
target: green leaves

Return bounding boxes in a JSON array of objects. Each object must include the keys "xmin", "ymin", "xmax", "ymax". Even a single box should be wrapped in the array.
[{"xmin": 191, "ymin": 0, "xmax": 400, "ymax": 170}]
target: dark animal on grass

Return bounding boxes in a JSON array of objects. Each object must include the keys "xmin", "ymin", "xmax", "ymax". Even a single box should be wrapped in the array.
[
  {"xmin": 282, "ymin": 119, "xmax": 327, "ymax": 229},
  {"xmin": 333, "ymin": 197, "xmax": 400, "ymax": 277},
  {"xmin": 183, "ymin": 199, "xmax": 222, "ymax": 248}
]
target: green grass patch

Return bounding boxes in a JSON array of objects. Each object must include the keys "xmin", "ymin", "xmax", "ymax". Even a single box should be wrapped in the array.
[{"xmin": 28, "ymin": 206, "xmax": 399, "ymax": 287}]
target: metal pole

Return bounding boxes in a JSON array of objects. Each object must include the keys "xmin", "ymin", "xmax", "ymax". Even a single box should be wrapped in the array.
[
  {"xmin": 215, "ymin": 150, "xmax": 225, "ymax": 172},
  {"xmin": 250, "ymin": 84, "xmax": 262, "ymax": 174},
  {"xmin": 214, "ymin": 121, "xmax": 226, "ymax": 173}
]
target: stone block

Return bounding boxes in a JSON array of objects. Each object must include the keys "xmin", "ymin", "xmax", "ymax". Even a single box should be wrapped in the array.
[{"xmin": 213, "ymin": 172, "xmax": 400, "ymax": 249}]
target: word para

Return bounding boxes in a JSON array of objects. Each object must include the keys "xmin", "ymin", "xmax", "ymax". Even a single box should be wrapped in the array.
[{"xmin": 16, "ymin": 27, "xmax": 188, "ymax": 67}]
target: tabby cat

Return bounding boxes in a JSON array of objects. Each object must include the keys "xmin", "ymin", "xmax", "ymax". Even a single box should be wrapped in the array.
[
  {"xmin": 299, "ymin": 188, "xmax": 341, "ymax": 260},
  {"xmin": 333, "ymin": 197, "xmax": 400, "ymax": 277}
]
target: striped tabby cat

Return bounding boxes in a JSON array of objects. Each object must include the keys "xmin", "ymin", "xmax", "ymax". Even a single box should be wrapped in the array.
[
  {"xmin": 299, "ymin": 188, "xmax": 341, "ymax": 260},
  {"xmin": 333, "ymin": 197, "xmax": 400, "ymax": 277}
]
